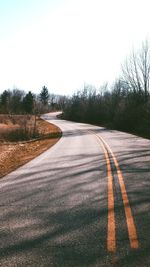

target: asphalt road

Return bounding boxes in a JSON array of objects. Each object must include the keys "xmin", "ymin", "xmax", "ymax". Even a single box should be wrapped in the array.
[{"xmin": 0, "ymin": 112, "xmax": 149, "ymax": 267}]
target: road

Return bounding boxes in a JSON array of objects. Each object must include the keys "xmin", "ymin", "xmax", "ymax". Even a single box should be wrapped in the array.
[{"xmin": 0, "ymin": 112, "xmax": 149, "ymax": 266}]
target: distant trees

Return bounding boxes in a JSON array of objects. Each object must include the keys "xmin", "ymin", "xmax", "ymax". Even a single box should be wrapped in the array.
[
  {"xmin": 48, "ymin": 94, "xmax": 68, "ymax": 111},
  {"xmin": 9, "ymin": 89, "xmax": 25, "ymax": 114},
  {"xmin": 40, "ymin": 86, "xmax": 49, "ymax": 106},
  {"xmin": 0, "ymin": 85, "xmax": 62, "ymax": 115},
  {"xmin": 0, "ymin": 90, "xmax": 10, "ymax": 113},
  {"xmin": 37, "ymin": 86, "xmax": 50, "ymax": 113},
  {"xmin": 0, "ymin": 89, "xmax": 24, "ymax": 114},
  {"xmin": 38, "ymin": 86, "xmax": 66, "ymax": 112},
  {"xmin": 63, "ymin": 41, "xmax": 150, "ymax": 138},
  {"xmin": 23, "ymin": 91, "xmax": 34, "ymax": 113},
  {"xmin": 0, "ymin": 40, "xmax": 150, "ymax": 138}
]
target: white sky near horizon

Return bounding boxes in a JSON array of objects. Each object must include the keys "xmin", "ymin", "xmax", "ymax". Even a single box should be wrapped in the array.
[{"xmin": 0, "ymin": 0, "xmax": 150, "ymax": 96}]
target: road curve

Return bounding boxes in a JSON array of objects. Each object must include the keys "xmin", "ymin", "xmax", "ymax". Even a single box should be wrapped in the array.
[{"xmin": 0, "ymin": 112, "xmax": 149, "ymax": 266}]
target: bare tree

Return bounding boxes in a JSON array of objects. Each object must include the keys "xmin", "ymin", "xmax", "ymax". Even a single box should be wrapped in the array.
[
  {"xmin": 139, "ymin": 40, "xmax": 150, "ymax": 100},
  {"xmin": 122, "ymin": 40, "xmax": 150, "ymax": 101}
]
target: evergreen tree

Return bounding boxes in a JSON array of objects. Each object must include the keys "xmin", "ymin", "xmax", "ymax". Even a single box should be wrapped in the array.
[
  {"xmin": 0, "ymin": 90, "xmax": 11, "ymax": 113},
  {"xmin": 40, "ymin": 86, "xmax": 49, "ymax": 105},
  {"xmin": 23, "ymin": 91, "xmax": 34, "ymax": 113}
]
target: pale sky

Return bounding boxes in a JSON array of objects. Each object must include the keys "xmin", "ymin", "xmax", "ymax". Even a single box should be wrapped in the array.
[{"xmin": 0, "ymin": 0, "xmax": 150, "ymax": 95}]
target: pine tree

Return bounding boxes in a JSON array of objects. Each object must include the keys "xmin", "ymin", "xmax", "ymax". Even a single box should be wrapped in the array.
[
  {"xmin": 23, "ymin": 91, "xmax": 34, "ymax": 114},
  {"xmin": 40, "ymin": 86, "xmax": 49, "ymax": 105},
  {"xmin": 0, "ymin": 90, "xmax": 11, "ymax": 113}
]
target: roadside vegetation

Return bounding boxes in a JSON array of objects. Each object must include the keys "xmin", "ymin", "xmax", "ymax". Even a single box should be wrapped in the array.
[
  {"xmin": 0, "ymin": 118, "xmax": 61, "ymax": 178},
  {"xmin": 0, "ymin": 85, "xmax": 66, "ymax": 142},
  {"xmin": 1, "ymin": 40, "xmax": 150, "ymax": 179},
  {"xmin": 0, "ymin": 115, "xmax": 61, "ymax": 142},
  {"xmin": 0, "ymin": 115, "xmax": 39, "ymax": 141},
  {"xmin": 62, "ymin": 41, "xmax": 150, "ymax": 139},
  {"xmin": 0, "ymin": 86, "xmax": 63, "ymax": 178}
]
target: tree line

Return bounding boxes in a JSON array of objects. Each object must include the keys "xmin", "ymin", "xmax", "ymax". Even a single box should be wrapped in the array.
[
  {"xmin": 1, "ymin": 41, "xmax": 150, "ymax": 138},
  {"xmin": 0, "ymin": 86, "xmax": 67, "ymax": 115},
  {"xmin": 63, "ymin": 41, "xmax": 150, "ymax": 138}
]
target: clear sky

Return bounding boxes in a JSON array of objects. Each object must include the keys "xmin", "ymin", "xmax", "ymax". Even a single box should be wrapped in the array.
[{"xmin": 0, "ymin": 0, "xmax": 150, "ymax": 95}]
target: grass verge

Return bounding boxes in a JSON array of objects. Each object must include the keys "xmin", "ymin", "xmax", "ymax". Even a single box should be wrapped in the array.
[{"xmin": 0, "ymin": 118, "xmax": 61, "ymax": 178}]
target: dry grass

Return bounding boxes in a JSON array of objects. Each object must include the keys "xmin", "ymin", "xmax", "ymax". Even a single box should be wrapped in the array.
[
  {"xmin": 0, "ymin": 116, "xmax": 61, "ymax": 178},
  {"xmin": 0, "ymin": 115, "xmax": 41, "ymax": 141}
]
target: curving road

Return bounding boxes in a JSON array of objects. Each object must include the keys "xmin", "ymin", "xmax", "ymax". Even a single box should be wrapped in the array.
[{"xmin": 0, "ymin": 112, "xmax": 149, "ymax": 266}]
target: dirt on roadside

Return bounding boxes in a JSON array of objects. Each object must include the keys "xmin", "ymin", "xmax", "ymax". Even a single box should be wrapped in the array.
[{"xmin": 0, "ymin": 118, "xmax": 61, "ymax": 178}]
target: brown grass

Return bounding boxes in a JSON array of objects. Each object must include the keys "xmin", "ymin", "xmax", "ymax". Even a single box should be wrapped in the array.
[
  {"xmin": 0, "ymin": 116, "xmax": 61, "ymax": 178},
  {"xmin": 0, "ymin": 115, "xmax": 41, "ymax": 141}
]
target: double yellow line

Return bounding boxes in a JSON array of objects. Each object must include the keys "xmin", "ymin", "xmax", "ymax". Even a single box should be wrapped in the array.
[{"xmin": 90, "ymin": 131, "xmax": 139, "ymax": 252}]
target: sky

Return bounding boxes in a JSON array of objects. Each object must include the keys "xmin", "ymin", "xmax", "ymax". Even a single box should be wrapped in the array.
[{"xmin": 0, "ymin": 0, "xmax": 150, "ymax": 96}]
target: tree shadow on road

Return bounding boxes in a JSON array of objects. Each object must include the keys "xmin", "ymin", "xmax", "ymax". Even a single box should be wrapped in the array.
[{"xmin": 0, "ymin": 125, "xmax": 150, "ymax": 266}]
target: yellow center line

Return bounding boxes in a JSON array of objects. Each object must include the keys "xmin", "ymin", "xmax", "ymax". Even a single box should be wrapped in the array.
[
  {"xmin": 97, "ymin": 134, "xmax": 139, "ymax": 249},
  {"xmin": 93, "ymin": 133, "xmax": 116, "ymax": 252}
]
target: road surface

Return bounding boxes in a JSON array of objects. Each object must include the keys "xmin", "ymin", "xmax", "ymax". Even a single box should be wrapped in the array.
[{"xmin": 0, "ymin": 112, "xmax": 149, "ymax": 266}]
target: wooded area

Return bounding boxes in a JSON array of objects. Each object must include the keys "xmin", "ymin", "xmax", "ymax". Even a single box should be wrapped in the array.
[
  {"xmin": 1, "ymin": 41, "xmax": 150, "ymax": 138},
  {"xmin": 63, "ymin": 41, "xmax": 150, "ymax": 138},
  {"xmin": 0, "ymin": 86, "xmax": 66, "ymax": 115}
]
